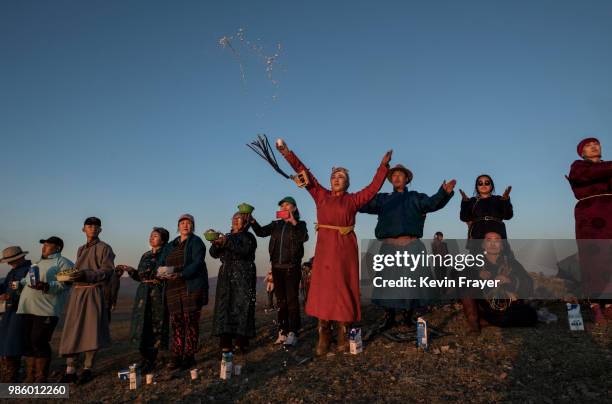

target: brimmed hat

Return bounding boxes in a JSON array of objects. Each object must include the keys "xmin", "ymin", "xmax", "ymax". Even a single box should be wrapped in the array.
[
  {"xmin": 0, "ymin": 246, "xmax": 29, "ymax": 263},
  {"xmin": 39, "ymin": 236, "xmax": 64, "ymax": 252},
  {"xmin": 387, "ymin": 164, "xmax": 413, "ymax": 184},
  {"xmin": 577, "ymin": 137, "xmax": 600, "ymax": 157}
]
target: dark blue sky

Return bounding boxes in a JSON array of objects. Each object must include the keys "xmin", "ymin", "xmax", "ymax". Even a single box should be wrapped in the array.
[{"xmin": 1, "ymin": 0, "xmax": 611, "ymax": 276}]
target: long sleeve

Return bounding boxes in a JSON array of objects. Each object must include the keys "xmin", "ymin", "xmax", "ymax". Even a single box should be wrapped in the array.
[
  {"xmin": 0, "ymin": 276, "xmax": 7, "ymax": 295},
  {"xmin": 505, "ymin": 259, "xmax": 534, "ymax": 296},
  {"xmin": 47, "ymin": 257, "xmax": 74, "ymax": 295},
  {"xmin": 128, "ymin": 269, "xmax": 142, "ymax": 282},
  {"xmin": 295, "ymin": 221, "xmax": 309, "ymax": 243},
  {"xmin": 251, "ymin": 220, "xmax": 274, "ymax": 237},
  {"xmin": 181, "ymin": 237, "xmax": 206, "ymax": 281},
  {"xmin": 358, "ymin": 193, "xmax": 382, "ymax": 215},
  {"xmin": 500, "ymin": 197, "xmax": 513, "ymax": 220},
  {"xmin": 460, "ymin": 198, "xmax": 475, "ymax": 222},
  {"xmin": 416, "ymin": 186, "xmax": 454, "ymax": 214},
  {"xmin": 225, "ymin": 233, "xmax": 257, "ymax": 259},
  {"xmin": 283, "ymin": 150, "xmax": 327, "ymax": 202},
  {"xmin": 82, "ymin": 244, "xmax": 116, "ymax": 283},
  {"xmin": 110, "ymin": 273, "xmax": 121, "ymax": 306},
  {"xmin": 209, "ymin": 242, "xmax": 224, "ymax": 259},
  {"xmin": 568, "ymin": 160, "xmax": 612, "ymax": 185},
  {"xmin": 352, "ymin": 163, "xmax": 389, "ymax": 208}
]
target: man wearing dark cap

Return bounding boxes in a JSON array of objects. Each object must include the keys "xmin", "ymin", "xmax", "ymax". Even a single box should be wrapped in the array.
[
  {"xmin": 359, "ymin": 164, "xmax": 456, "ymax": 329},
  {"xmin": 251, "ymin": 196, "xmax": 309, "ymax": 347},
  {"xmin": 59, "ymin": 217, "xmax": 115, "ymax": 384},
  {"xmin": 17, "ymin": 237, "xmax": 73, "ymax": 382}
]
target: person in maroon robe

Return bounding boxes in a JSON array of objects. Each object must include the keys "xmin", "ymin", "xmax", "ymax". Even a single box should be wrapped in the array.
[
  {"xmin": 567, "ymin": 137, "xmax": 612, "ymax": 323},
  {"xmin": 276, "ymin": 139, "xmax": 391, "ymax": 356}
]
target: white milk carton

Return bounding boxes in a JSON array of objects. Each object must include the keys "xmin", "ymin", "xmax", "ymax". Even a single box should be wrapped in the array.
[
  {"xmin": 129, "ymin": 364, "xmax": 141, "ymax": 390},
  {"xmin": 220, "ymin": 352, "xmax": 233, "ymax": 380},
  {"xmin": 349, "ymin": 328, "xmax": 363, "ymax": 354},
  {"xmin": 566, "ymin": 303, "xmax": 585, "ymax": 331},
  {"xmin": 416, "ymin": 317, "xmax": 429, "ymax": 351}
]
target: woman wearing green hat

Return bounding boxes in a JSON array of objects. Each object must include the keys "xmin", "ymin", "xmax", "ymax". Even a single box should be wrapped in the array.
[{"xmin": 251, "ymin": 197, "xmax": 309, "ymax": 347}]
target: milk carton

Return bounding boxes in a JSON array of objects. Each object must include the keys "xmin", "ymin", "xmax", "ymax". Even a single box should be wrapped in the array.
[
  {"xmin": 349, "ymin": 328, "xmax": 363, "ymax": 354},
  {"xmin": 129, "ymin": 364, "xmax": 141, "ymax": 390},
  {"xmin": 28, "ymin": 265, "xmax": 40, "ymax": 287},
  {"xmin": 566, "ymin": 303, "xmax": 585, "ymax": 331},
  {"xmin": 117, "ymin": 369, "xmax": 129, "ymax": 381},
  {"xmin": 220, "ymin": 352, "xmax": 233, "ymax": 380},
  {"xmin": 416, "ymin": 317, "xmax": 428, "ymax": 351}
]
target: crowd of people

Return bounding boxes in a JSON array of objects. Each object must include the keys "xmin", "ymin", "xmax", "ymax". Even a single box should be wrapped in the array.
[{"xmin": 0, "ymin": 137, "xmax": 610, "ymax": 384}]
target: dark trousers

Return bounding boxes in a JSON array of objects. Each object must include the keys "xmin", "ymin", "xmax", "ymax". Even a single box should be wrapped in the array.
[
  {"xmin": 267, "ymin": 291, "xmax": 275, "ymax": 308},
  {"xmin": 272, "ymin": 265, "xmax": 302, "ymax": 334},
  {"xmin": 219, "ymin": 333, "xmax": 249, "ymax": 351},
  {"xmin": 170, "ymin": 311, "xmax": 200, "ymax": 358},
  {"xmin": 21, "ymin": 314, "xmax": 59, "ymax": 358},
  {"xmin": 478, "ymin": 301, "xmax": 538, "ymax": 328},
  {"xmin": 140, "ymin": 298, "xmax": 158, "ymax": 363}
]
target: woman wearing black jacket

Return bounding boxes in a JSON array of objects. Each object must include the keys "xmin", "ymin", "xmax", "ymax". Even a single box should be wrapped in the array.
[
  {"xmin": 459, "ymin": 175, "xmax": 513, "ymax": 333},
  {"xmin": 251, "ymin": 196, "xmax": 309, "ymax": 347},
  {"xmin": 459, "ymin": 174, "xmax": 513, "ymax": 244}
]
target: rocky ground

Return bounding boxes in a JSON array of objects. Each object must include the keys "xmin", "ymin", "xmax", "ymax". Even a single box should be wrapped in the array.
[{"xmin": 11, "ymin": 293, "xmax": 612, "ymax": 404}]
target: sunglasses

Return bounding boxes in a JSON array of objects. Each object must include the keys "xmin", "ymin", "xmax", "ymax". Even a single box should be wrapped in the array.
[{"xmin": 477, "ymin": 181, "xmax": 491, "ymax": 186}]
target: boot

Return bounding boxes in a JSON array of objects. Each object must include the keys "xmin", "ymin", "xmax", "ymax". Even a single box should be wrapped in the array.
[
  {"xmin": 166, "ymin": 356, "xmax": 182, "ymax": 370},
  {"xmin": 401, "ymin": 309, "xmax": 414, "ymax": 326},
  {"xmin": 0, "ymin": 358, "xmax": 7, "ymax": 383},
  {"xmin": 380, "ymin": 309, "xmax": 396, "ymax": 331},
  {"xmin": 181, "ymin": 355, "xmax": 196, "ymax": 370},
  {"xmin": 461, "ymin": 299, "xmax": 481, "ymax": 335},
  {"xmin": 23, "ymin": 357, "xmax": 36, "ymax": 383},
  {"xmin": 335, "ymin": 322, "xmax": 350, "ymax": 353},
  {"xmin": 591, "ymin": 303, "xmax": 605, "ymax": 324},
  {"xmin": 2, "ymin": 357, "xmax": 20, "ymax": 383},
  {"xmin": 315, "ymin": 319, "xmax": 331, "ymax": 357},
  {"xmin": 604, "ymin": 304, "xmax": 612, "ymax": 320},
  {"xmin": 34, "ymin": 357, "xmax": 50, "ymax": 383}
]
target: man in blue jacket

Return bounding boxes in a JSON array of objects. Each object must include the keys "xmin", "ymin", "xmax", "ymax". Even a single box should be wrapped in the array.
[{"xmin": 359, "ymin": 164, "xmax": 455, "ymax": 329}]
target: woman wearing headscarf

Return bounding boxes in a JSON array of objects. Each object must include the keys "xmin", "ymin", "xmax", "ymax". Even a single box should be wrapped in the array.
[
  {"xmin": 567, "ymin": 137, "xmax": 612, "ymax": 323},
  {"xmin": 459, "ymin": 174, "xmax": 513, "ymax": 334},
  {"xmin": 117, "ymin": 227, "xmax": 171, "ymax": 373},
  {"xmin": 210, "ymin": 212, "xmax": 257, "ymax": 354},
  {"xmin": 276, "ymin": 139, "xmax": 391, "ymax": 356},
  {"xmin": 159, "ymin": 214, "xmax": 208, "ymax": 370}
]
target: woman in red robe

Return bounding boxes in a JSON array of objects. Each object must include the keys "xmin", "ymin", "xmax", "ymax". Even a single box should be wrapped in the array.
[
  {"xmin": 567, "ymin": 137, "xmax": 612, "ymax": 323},
  {"xmin": 277, "ymin": 140, "xmax": 391, "ymax": 355}
]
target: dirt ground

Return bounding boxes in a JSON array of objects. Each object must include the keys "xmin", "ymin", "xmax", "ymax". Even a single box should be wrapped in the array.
[{"xmin": 7, "ymin": 291, "xmax": 599, "ymax": 404}]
